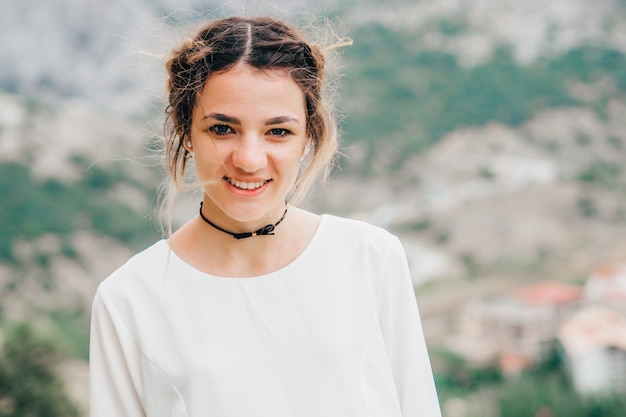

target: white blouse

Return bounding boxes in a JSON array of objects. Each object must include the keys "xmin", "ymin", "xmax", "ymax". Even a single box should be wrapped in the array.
[{"xmin": 89, "ymin": 214, "xmax": 441, "ymax": 417}]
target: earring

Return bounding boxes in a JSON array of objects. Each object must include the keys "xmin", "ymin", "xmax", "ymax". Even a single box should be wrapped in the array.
[
  {"xmin": 301, "ymin": 142, "xmax": 311, "ymax": 162},
  {"xmin": 186, "ymin": 140, "xmax": 192, "ymax": 148}
]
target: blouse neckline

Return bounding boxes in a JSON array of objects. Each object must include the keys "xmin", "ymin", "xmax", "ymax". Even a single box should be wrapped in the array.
[{"xmin": 162, "ymin": 214, "xmax": 329, "ymax": 281}]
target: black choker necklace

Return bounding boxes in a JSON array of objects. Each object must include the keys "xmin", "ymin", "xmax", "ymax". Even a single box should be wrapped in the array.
[{"xmin": 198, "ymin": 202, "xmax": 288, "ymax": 240}]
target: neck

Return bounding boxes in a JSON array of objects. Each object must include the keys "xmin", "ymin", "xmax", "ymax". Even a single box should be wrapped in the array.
[
  {"xmin": 167, "ymin": 206, "xmax": 320, "ymax": 278},
  {"xmin": 198, "ymin": 202, "xmax": 288, "ymax": 240}
]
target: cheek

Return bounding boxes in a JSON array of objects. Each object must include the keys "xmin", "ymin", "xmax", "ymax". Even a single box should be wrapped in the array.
[
  {"xmin": 282, "ymin": 148, "xmax": 306, "ymax": 169},
  {"xmin": 192, "ymin": 151, "xmax": 225, "ymax": 176},
  {"xmin": 193, "ymin": 140, "xmax": 226, "ymax": 163}
]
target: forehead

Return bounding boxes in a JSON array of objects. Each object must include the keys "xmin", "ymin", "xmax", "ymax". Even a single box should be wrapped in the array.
[{"xmin": 195, "ymin": 63, "xmax": 306, "ymax": 120}]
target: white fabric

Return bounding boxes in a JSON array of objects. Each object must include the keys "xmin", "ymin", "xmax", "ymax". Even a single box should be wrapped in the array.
[{"xmin": 89, "ymin": 215, "xmax": 441, "ymax": 417}]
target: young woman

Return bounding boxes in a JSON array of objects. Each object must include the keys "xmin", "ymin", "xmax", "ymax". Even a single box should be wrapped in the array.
[{"xmin": 89, "ymin": 16, "xmax": 441, "ymax": 417}]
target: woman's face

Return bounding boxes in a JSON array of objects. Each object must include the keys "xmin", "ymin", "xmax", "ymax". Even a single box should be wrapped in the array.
[{"xmin": 189, "ymin": 63, "xmax": 308, "ymax": 230}]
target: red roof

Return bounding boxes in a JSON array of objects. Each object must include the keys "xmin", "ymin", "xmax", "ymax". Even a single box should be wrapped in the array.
[
  {"xmin": 514, "ymin": 281, "xmax": 583, "ymax": 304},
  {"xmin": 594, "ymin": 265, "xmax": 618, "ymax": 278}
]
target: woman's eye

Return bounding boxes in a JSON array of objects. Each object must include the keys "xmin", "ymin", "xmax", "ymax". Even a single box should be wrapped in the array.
[
  {"xmin": 268, "ymin": 128, "xmax": 291, "ymax": 137},
  {"xmin": 209, "ymin": 124, "xmax": 233, "ymax": 135}
]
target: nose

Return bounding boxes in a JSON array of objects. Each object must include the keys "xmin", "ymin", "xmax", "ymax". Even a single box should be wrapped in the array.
[{"xmin": 231, "ymin": 135, "xmax": 267, "ymax": 173}]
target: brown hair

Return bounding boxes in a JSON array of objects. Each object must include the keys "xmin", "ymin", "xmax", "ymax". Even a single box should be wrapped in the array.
[{"xmin": 164, "ymin": 16, "xmax": 347, "ymax": 204}]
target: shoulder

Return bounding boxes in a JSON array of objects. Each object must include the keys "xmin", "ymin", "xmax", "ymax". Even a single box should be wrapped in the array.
[
  {"xmin": 96, "ymin": 239, "xmax": 171, "ymax": 299},
  {"xmin": 319, "ymin": 214, "xmax": 404, "ymax": 257},
  {"xmin": 321, "ymin": 214, "xmax": 399, "ymax": 242},
  {"xmin": 314, "ymin": 215, "xmax": 411, "ymax": 291}
]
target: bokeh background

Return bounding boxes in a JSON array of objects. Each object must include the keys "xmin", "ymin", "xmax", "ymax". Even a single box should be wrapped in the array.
[{"xmin": 1, "ymin": 0, "xmax": 626, "ymax": 415}]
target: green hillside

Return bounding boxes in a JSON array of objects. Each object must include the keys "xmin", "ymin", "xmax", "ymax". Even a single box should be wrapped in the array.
[
  {"xmin": 2, "ymin": 9, "xmax": 626, "ymax": 417},
  {"xmin": 0, "ymin": 160, "xmax": 160, "ymax": 263},
  {"xmin": 2, "ymin": 20, "xmax": 626, "ymax": 271},
  {"xmin": 340, "ymin": 23, "xmax": 626, "ymax": 171}
]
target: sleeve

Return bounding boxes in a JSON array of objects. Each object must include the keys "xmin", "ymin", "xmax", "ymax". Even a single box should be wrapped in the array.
[
  {"xmin": 90, "ymin": 286, "xmax": 146, "ymax": 417},
  {"xmin": 377, "ymin": 237, "xmax": 442, "ymax": 417}
]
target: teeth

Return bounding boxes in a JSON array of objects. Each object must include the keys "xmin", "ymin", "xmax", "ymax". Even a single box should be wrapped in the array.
[{"xmin": 226, "ymin": 177, "xmax": 268, "ymax": 190}]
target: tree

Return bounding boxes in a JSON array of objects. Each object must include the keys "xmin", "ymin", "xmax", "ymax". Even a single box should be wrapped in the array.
[{"xmin": 0, "ymin": 323, "xmax": 80, "ymax": 417}]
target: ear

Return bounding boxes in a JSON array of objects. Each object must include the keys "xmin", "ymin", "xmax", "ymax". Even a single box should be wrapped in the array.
[
  {"xmin": 183, "ymin": 138, "xmax": 195, "ymax": 159},
  {"xmin": 184, "ymin": 138, "xmax": 193, "ymax": 153}
]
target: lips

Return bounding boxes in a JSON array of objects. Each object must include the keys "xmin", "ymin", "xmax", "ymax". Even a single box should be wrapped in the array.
[{"xmin": 223, "ymin": 176, "xmax": 270, "ymax": 190}]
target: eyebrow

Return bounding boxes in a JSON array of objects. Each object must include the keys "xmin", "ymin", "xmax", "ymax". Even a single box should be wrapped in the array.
[
  {"xmin": 203, "ymin": 113, "xmax": 241, "ymax": 125},
  {"xmin": 264, "ymin": 116, "xmax": 300, "ymax": 125},
  {"xmin": 202, "ymin": 113, "xmax": 300, "ymax": 126}
]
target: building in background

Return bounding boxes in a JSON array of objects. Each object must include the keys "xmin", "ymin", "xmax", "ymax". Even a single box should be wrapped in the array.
[
  {"xmin": 557, "ymin": 306, "xmax": 626, "ymax": 394},
  {"xmin": 446, "ymin": 281, "xmax": 583, "ymax": 375},
  {"xmin": 584, "ymin": 263, "xmax": 626, "ymax": 313}
]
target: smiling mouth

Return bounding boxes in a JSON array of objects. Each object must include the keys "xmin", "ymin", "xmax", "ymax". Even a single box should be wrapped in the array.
[{"xmin": 223, "ymin": 176, "xmax": 271, "ymax": 190}]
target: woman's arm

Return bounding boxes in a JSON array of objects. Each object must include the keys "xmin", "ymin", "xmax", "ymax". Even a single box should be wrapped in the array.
[
  {"xmin": 90, "ymin": 287, "xmax": 146, "ymax": 417},
  {"xmin": 377, "ymin": 237, "xmax": 442, "ymax": 417}
]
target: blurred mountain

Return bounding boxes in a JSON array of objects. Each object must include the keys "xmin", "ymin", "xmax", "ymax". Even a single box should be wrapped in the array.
[
  {"xmin": 2, "ymin": 0, "xmax": 626, "ymax": 413},
  {"xmin": 1, "ymin": 0, "xmax": 626, "ymax": 400}
]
